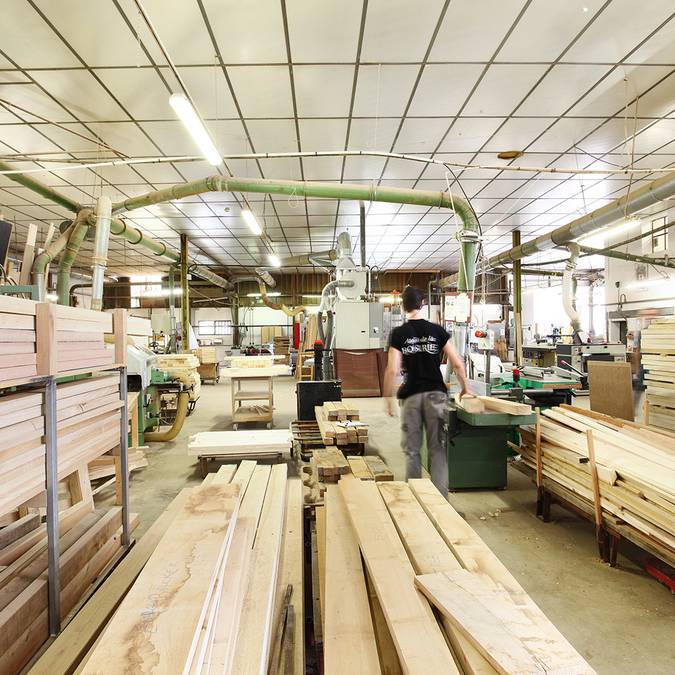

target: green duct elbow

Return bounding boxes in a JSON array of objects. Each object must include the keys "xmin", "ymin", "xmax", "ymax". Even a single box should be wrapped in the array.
[{"xmin": 56, "ymin": 212, "xmax": 91, "ymax": 305}]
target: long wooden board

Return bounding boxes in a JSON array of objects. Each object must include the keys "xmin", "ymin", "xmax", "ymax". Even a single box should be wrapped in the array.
[
  {"xmin": 379, "ymin": 482, "xmax": 494, "ymax": 675},
  {"xmin": 338, "ymin": 476, "xmax": 458, "ymax": 675},
  {"xmin": 324, "ymin": 485, "xmax": 381, "ymax": 674},
  {"xmin": 409, "ymin": 479, "xmax": 594, "ymax": 674},
  {"xmin": 81, "ymin": 483, "xmax": 240, "ymax": 674}
]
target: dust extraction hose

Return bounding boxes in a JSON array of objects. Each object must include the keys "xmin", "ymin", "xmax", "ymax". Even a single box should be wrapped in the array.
[{"xmin": 145, "ymin": 390, "xmax": 190, "ymax": 442}]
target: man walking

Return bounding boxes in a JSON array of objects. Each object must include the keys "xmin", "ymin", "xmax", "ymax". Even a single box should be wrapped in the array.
[{"xmin": 384, "ymin": 286, "xmax": 469, "ymax": 498}]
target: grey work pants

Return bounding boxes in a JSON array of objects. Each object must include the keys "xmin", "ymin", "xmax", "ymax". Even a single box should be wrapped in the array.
[{"xmin": 400, "ymin": 390, "xmax": 448, "ymax": 499}]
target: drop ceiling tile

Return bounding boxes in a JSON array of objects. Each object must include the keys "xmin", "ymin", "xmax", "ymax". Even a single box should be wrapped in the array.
[
  {"xmin": 343, "ymin": 155, "xmax": 388, "ymax": 181},
  {"xmin": 300, "ymin": 156, "xmax": 343, "ymax": 180},
  {"xmin": 257, "ymin": 157, "xmax": 303, "ymax": 180},
  {"xmin": 361, "ymin": 0, "xmax": 446, "ymax": 62},
  {"xmin": 28, "ymin": 70, "xmax": 129, "ymax": 121},
  {"xmin": 287, "ymin": 0, "xmax": 362, "ymax": 61},
  {"xmin": 246, "ymin": 119, "xmax": 299, "ymax": 153},
  {"xmin": 227, "ymin": 67, "xmax": 294, "ymax": 118},
  {"xmin": 0, "ymin": 124, "xmax": 60, "ymax": 154},
  {"xmin": 431, "ymin": 0, "xmax": 527, "ymax": 61},
  {"xmin": 570, "ymin": 65, "xmax": 673, "ymax": 116},
  {"xmin": 394, "ymin": 119, "xmax": 449, "ymax": 154},
  {"xmin": 299, "ymin": 118, "xmax": 348, "ymax": 149},
  {"xmin": 482, "ymin": 117, "xmax": 553, "ymax": 152},
  {"xmin": 293, "ymin": 66, "xmax": 354, "ymax": 117},
  {"xmin": 408, "ymin": 64, "xmax": 484, "ymax": 117},
  {"xmin": 347, "ymin": 118, "xmax": 401, "ymax": 151},
  {"xmin": 463, "ymin": 64, "xmax": 549, "ymax": 116},
  {"xmin": 564, "ymin": 0, "xmax": 675, "ymax": 64},
  {"xmin": 527, "ymin": 117, "xmax": 605, "ymax": 153},
  {"xmin": 437, "ymin": 117, "xmax": 505, "ymax": 153},
  {"xmin": 352, "ymin": 65, "xmax": 419, "ymax": 117},
  {"xmin": 2, "ymin": 1, "xmax": 81, "ymax": 68},
  {"xmin": 177, "ymin": 67, "xmax": 239, "ymax": 119}
]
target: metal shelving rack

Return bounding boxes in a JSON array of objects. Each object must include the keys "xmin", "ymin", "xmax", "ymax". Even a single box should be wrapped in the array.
[{"xmin": 0, "ymin": 365, "xmax": 131, "ymax": 638}]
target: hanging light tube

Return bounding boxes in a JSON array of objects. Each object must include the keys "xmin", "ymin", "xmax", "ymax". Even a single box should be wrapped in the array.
[
  {"xmin": 242, "ymin": 209, "xmax": 262, "ymax": 235},
  {"xmin": 169, "ymin": 94, "xmax": 222, "ymax": 167},
  {"xmin": 268, "ymin": 253, "xmax": 281, "ymax": 268}
]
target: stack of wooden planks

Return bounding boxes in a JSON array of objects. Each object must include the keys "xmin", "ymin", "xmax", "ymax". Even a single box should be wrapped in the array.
[
  {"xmin": 0, "ymin": 374, "xmax": 123, "ymax": 518},
  {"xmin": 274, "ymin": 335, "xmax": 290, "ymax": 365},
  {"xmin": 312, "ymin": 447, "xmax": 352, "ymax": 483},
  {"xmin": 0, "ymin": 501, "xmax": 139, "ymax": 674},
  {"xmin": 319, "ymin": 476, "xmax": 594, "ymax": 675},
  {"xmin": 195, "ymin": 345, "xmax": 227, "ymax": 364},
  {"xmin": 230, "ymin": 354, "xmax": 275, "ymax": 369},
  {"xmin": 77, "ymin": 461, "xmax": 304, "ymax": 675},
  {"xmin": 455, "ymin": 393, "xmax": 532, "ymax": 416},
  {"xmin": 0, "ymin": 295, "xmax": 38, "ymax": 383},
  {"xmin": 155, "ymin": 353, "xmax": 201, "ymax": 400},
  {"xmin": 88, "ymin": 449, "xmax": 148, "ymax": 481},
  {"xmin": 518, "ymin": 404, "xmax": 675, "ymax": 568},
  {"xmin": 315, "ymin": 403, "xmax": 369, "ymax": 446},
  {"xmin": 348, "ymin": 455, "xmax": 395, "ymax": 482},
  {"xmin": 641, "ymin": 318, "xmax": 675, "ymax": 431},
  {"xmin": 55, "ymin": 305, "xmax": 115, "ymax": 373}
]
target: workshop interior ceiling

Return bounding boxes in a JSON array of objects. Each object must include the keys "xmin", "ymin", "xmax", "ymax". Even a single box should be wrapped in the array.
[{"xmin": 0, "ymin": 0, "xmax": 674, "ymax": 276}]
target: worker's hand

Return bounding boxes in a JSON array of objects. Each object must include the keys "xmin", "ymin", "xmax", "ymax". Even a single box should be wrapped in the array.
[
  {"xmin": 459, "ymin": 387, "xmax": 472, "ymax": 400},
  {"xmin": 385, "ymin": 398, "xmax": 397, "ymax": 417}
]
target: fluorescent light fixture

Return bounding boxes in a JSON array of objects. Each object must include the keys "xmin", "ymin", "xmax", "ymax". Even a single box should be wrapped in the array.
[
  {"xmin": 241, "ymin": 209, "xmax": 262, "ymax": 235},
  {"xmin": 268, "ymin": 253, "xmax": 281, "ymax": 268},
  {"xmin": 142, "ymin": 287, "xmax": 183, "ymax": 298},
  {"xmin": 626, "ymin": 276, "xmax": 670, "ymax": 290},
  {"xmin": 247, "ymin": 292, "xmax": 281, "ymax": 298},
  {"xmin": 169, "ymin": 93, "xmax": 222, "ymax": 166}
]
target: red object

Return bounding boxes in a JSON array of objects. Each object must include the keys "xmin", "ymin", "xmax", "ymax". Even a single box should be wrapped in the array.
[
  {"xmin": 645, "ymin": 559, "xmax": 675, "ymax": 592},
  {"xmin": 512, "ymin": 367, "xmax": 521, "ymax": 384},
  {"xmin": 293, "ymin": 322, "xmax": 300, "ymax": 350},
  {"xmin": 475, "ymin": 330, "xmax": 487, "ymax": 338},
  {"xmin": 314, "ymin": 339, "xmax": 324, "ymax": 348}
]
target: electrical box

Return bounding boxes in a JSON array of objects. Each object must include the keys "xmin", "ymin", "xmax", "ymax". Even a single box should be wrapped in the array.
[{"xmin": 335, "ymin": 301, "xmax": 384, "ymax": 349}]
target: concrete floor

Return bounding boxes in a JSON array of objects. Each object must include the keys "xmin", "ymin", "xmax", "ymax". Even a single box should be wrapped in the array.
[{"xmin": 110, "ymin": 376, "xmax": 675, "ymax": 675}]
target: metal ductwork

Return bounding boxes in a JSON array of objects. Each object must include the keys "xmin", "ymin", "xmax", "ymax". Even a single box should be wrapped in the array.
[
  {"xmin": 90, "ymin": 196, "xmax": 112, "ymax": 311},
  {"xmin": 438, "ymin": 169, "xmax": 675, "ymax": 287},
  {"xmin": 562, "ymin": 243, "xmax": 581, "ymax": 332},
  {"xmin": 56, "ymin": 209, "xmax": 92, "ymax": 305}
]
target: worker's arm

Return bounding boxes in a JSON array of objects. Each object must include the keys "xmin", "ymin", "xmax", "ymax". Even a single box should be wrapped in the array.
[
  {"xmin": 383, "ymin": 347, "xmax": 402, "ymax": 417},
  {"xmin": 443, "ymin": 340, "xmax": 470, "ymax": 397}
]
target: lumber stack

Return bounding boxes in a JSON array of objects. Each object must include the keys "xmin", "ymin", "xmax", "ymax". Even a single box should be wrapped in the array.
[
  {"xmin": 155, "ymin": 353, "xmax": 201, "ymax": 400},
  {"xmin": 230, "ymin": 354, "xmax": 275, "ymax": 369},
  {"xmin": 0, "ymin": 374, "xmax": 123, "ymax": 517},
  {"xmin": 88, "ymin": 449, "xmax": 148, "ymax": 481},
  {"xmin": 315, "ymin": 403, "xmax": 369, "ymax": 446},
  {"xmin": 78, "ymin": 462, "xmax": 304, "ymax": 675},
  {"xmin": 274, "ymin": 335, "xmax": 290, "ymax": 365},
  {"xmin": 0, "ymin": 501, "xmax": 139, "ymax": 674},
  {"xmin": 641, "ymin": 318, "xmax": 675, "ymax": 431},
  {"xmin": 312, "ymin": 447, "xmax": 352, "ymax": 483},
  {"xmin": 517, "ymin": 404, "xmax": 675, "ymax": 567},
  {"xmin": 195, "ymin": 345, "xmax": 227, "ymax": 364},
  {"xmin": 348, "ymin": 455, "xmax": 395, "ymax": 481},
  {"xmin": 0, "ymin": 295, "xmax": 38, "ymax": 383},
  {"xmin": 188, "ymin": 429, "xmax": 290, "ymax": 459},
  {"xmin": 319, "ymin": 476, "xmax": 594, "ymax": 675},
  {"xmin": 455, "ymin": 393, "xmax": 532, "ymax": 416},
  {"xmin": 55, "ymin": 305, "xmax": 115, "ymax": 373}
]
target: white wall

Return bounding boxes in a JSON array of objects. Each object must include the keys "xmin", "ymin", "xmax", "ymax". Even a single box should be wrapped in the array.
[{"xmin": 603, "ymin": 205, "xmax": 674, "ymax": 340}]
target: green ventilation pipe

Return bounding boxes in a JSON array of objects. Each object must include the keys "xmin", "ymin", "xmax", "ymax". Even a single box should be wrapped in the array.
[
  {"xmin": 57, "ymin": 210, "xmax": 92, "ymax": 305},
  {"xmin": 110, "ymin": 175, "xmax": 481, "ymax": 292},
  {"xmin": 32, "ymin": 221, "xmax": 76, "ymax": 300},
  {"xmin": 0, "ymin": 161, "xmax": 82, "ymax": 212}
]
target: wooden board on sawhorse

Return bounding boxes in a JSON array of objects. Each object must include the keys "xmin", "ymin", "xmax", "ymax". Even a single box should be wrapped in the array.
[{"xmin": 197, "ymin": 451, "xmax": 283, "ymax": 478}]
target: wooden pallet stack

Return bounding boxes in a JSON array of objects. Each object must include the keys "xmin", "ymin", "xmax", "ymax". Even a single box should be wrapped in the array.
[
  {"xmin": 517, "ymin": 404, "xmax": 675, "ymax": 568},
  {"xmin": 317, "ymin": 476, "xmax": 594, "ymax": 675},
  {"xmin": 314, "ymin": 403, "xmax": 369, "ymax": 446},
  {"xmin": 274, "ymin": 335, "xmax": 291, "ymax": 365},
  {"xmin": 641, "ymin": 318, "xmax": 675, "ymax": 431},
  {"xmin": 73, "ymin": 461, "xmax": 304, "ymax": 675},
  {"xmin": 0, "ymin": 500, "xmax": 139, "ymax": 674}
]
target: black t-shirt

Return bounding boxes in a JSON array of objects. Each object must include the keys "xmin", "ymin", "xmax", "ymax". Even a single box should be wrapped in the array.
[{"xmin": 389, "ymin": 319, "xmax": 449, "ymax": 399}]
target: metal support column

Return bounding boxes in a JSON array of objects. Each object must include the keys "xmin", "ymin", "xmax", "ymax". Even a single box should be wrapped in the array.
[
  {"xmin": 44, "ymin": 376, "xmax": 60, "ymax": 636},
  {"xmin": 512, "ymin": 230, "xmax": 523, "ymax": 365},
  {"xmin": 180, "ymin": 234, "xmax": 190, "ymax": 353},
  {"xmin": 168, "ymin": 267, "xmax": 176, "ymax": 351},
  {"xmin": 119, "ymin": 366, "xmax": 130, "ymax": 548}
]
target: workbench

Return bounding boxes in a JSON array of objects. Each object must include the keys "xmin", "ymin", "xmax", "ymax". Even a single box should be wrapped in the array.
[{"xmin": 222, "ymin": 365, "xmax": 290, "ymax": 429}]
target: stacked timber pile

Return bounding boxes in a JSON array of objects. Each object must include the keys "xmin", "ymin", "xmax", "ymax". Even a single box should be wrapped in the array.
[
  {"xmin": 315, "ymin": 402, "xmax": 369, "ymax": 446},
  {"xmin": 641, "ymin": 318, "xmax": 675, "ymax": 431},
  {"xmin": 73, "ymin": 461, "xmax": 303, "ymax": 675},
  {"xmin": 518, "ymin": 405, "xmax": 675, "ymax": 567},
  {"xmin": 348, "ymin": 455, "xmax": 394, "ymax": 481},
  {"xmin": 0, "ymin": 374, "xmax": 123, "ymax": 517},
  {"xmin": 274, "ymin": 335, "xmax": 290, "ymax": 365},
  {"xmin": 0, "ymin": 295, "xmax": 38, "ymax": 382},
  {"xmin": 155, "ymin": 353, "xmax": 201, "ymax": 400},
  {"xmin": 317, "ymin": 476, "xmax": 594, "ymax": 674},
  {"xmin": 55, "ymin": 305, "xmax": 115, "ymax": 373},
  {"xmin": 0, "ymin": 501, "xmax": 139, "ymax": 673},
  {"xmin": 230, "ymin": 354, "xmax": 275, "ymax": 368},
  {"xmin": 195, "ymin": 345, "xmax": 226, "ymax": 364},
  {"xmin": 88, "ymin": 449, "xmax": 148, "ymax": 481}
]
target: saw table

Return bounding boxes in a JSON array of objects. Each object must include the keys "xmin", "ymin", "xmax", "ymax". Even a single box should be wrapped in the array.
[{"xmin": 422, "ymin": 402, "xmax": 536, "ymax": 491}]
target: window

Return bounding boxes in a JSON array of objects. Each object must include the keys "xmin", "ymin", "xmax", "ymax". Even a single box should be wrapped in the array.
[
  {"xmin": 650, "ymin": 216, "xmax": 668, "ymax": 253},
  {"xmin": 198, "ymin": 320, "xmax": 232, "ymax": 335}
]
